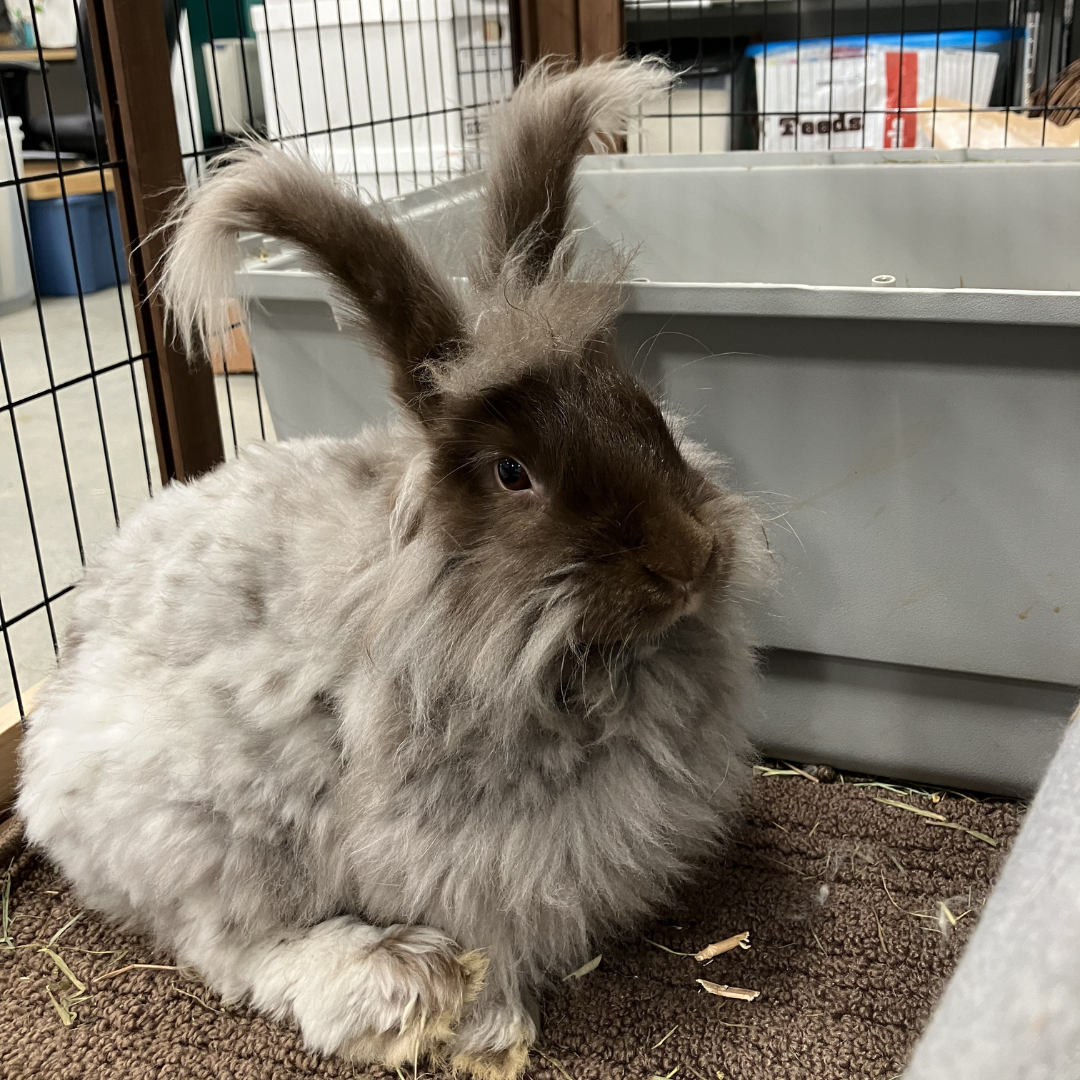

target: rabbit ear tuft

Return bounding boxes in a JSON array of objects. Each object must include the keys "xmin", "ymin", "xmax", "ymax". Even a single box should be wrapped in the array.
[
  {"xmin": 160, "ymin": 143, "xmax": 467, "ymax": 418},
  {"xmin": 477, "ymin": 57, "xmax": 673, "ymax": 290}
]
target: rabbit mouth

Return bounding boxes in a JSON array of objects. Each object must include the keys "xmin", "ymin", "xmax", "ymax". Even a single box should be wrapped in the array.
[
  {"xmin": 577, "ymin": 584, "xmax": 712, "ymax": 648},
  {"xmin": 638, "ymin": 537, "xmax": 718, "ymax": 632},
  {"xmin": 650, "ymin": 586, "xmax": 706, "ymax": 634},
  {"xmin": 680, "ymin": 588, "xmax": 705, "ymax": 618}
]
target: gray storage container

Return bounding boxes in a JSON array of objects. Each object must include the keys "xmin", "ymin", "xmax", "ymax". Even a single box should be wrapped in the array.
[{"xmin": 236, "ymin": 148, "xmax": 1080, "ymax": 795}]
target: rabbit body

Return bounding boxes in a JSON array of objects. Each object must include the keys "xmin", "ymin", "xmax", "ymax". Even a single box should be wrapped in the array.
[
  {"xmin": 19, "ymin": 424, "xmax": 758, "ymax": 1070},
  {"xmin": 17, "ymin": 59, "xmax": 767, "ymax": 1079}
]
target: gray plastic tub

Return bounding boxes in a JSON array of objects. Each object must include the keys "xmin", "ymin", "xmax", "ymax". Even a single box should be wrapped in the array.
[{"xmin": 236, "ymin": 148, "xmax": 1080, "ymax": 795}]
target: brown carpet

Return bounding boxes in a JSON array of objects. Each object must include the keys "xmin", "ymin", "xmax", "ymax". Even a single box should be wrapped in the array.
[{"xmin": 0, "ymin": 772, "xmax": 1022, "ymax": 1080}]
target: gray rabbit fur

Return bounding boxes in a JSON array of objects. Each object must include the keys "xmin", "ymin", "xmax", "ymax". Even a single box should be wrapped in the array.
[{"xmin": 17, "ymin": 58, "xmax": 768, "ymax": 1079}]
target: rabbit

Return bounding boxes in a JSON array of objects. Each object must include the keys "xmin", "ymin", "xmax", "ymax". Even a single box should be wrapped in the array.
[{"xmin": 16, "ymin": 58, "xmax": 769, "ymax": 1080}]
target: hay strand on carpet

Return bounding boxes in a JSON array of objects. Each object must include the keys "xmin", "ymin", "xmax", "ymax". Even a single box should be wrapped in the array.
[
  {"xmin": 782, "ymin": 762, "xmax": 820, "ymax": 783},
  {"xmin": 535, "ymin": 1048, "xmax": 574, "ymax": 1080},
  {"xmin": 46, "ymin": 911, "xmax": 82, "ymax": 947},
  {"xmin": 1, "ymin": 866, "xmax": 13, "ymax": 948},
  {"xmin": 39, "ymin": 947, "xmax": 86, "ymax": 993},
  {"xmin": 563, "ymin": 954, "xmax": 602, "ymax": 980},
  {"xmin": 696, "ymin": 979, "xmax": 760, "ymax": 1001},
  {"xmin": 924, "ymin": 820, "xmax": 997, "ymax": 846},
  {"xmin": 695, "ymin": 932, "xmax": 750, "ymax": 961},
  {"xmin": 645, "ymin": 937, "xmax": 696, "ymax": 957},
  {"xmin": 96, "ymin": 963, "xmax": 182, "ymax": 981},
  {"xmin": 881, "ymin": 870, "xmax": 937, "ymax": 921},
  {"xmin": 652, "ymin": 1024, "xmax": 678, "ymax": 1049},
  {"xmin": 873, "ymin": 798, "xmax": 946, "ymax": 821},
  {"xmin": 45, "ymin": 985, "xmax": 75, "ymax": 1027},
  {"xmin": 874, "ymin": 910, "xmax": 889, "ymax": 954},
  {"xmin": 174, "ymin": 986, "xmax": 228, "ymax": 1014},
  {"xmin": 854, "ymin": 780, "xmax": 950, "ymax": 803}
]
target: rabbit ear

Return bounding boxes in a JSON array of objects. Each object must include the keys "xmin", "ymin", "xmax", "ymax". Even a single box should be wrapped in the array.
[
  {"xmin": 477, "ymin": 57, "xmax": 672, "ymax": 289},
  {"xmin": 160, "ymin": 144, "xmax": 467, "ymax": 417}
]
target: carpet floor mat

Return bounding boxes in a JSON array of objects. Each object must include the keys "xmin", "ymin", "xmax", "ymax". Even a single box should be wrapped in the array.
[{"xmin": 0, "ymin": 771, "xmax": 1022, "ymax": 1080}]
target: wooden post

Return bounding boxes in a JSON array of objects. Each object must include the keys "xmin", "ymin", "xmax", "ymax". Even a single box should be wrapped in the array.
[
  {"xmin": 85, "ymin": 0, "xmax": 224, "ymax": 483},
  {"xmin": 579, "ymin": 0, "xmax": 625, "ymax": 61},
  {"xmin": 513, "ymin": 1, "xmax": 623, "ymax": 67}
]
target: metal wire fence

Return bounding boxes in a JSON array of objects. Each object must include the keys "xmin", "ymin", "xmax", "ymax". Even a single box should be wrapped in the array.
[
  {"xmin": 0, "ymin": 0, "xmax": 518, "ymax": 715},
  {"xmin": 625, "ymin": 0, "xmax": 1078, "ymax": 153},
  {"xmin": 0, "ymin": 2, "xmax": 158, "ymax": 716},
  {"xmin": 172, "ymin": 0, "xmax": 516, "ymax": 462}
]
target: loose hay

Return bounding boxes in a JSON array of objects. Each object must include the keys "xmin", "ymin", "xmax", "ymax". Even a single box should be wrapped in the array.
[
  {"xmin": 694, "ymin": 932, "xmax": 751, "ymax": 962},
  {"xmin": 873, "ymin": 798, "xmax": 947, "ymax": 821},
  {"xmin": 644, "ymin": 937, "xmax": 696, "ymax": 957},
  {"xmin": 696, "ymin": 980, "xmax": 761, "ymax": 1002},
  {"xmin": 96, "ymin": 962, "xmax": 184, "ymax": 980},
  {"xmin": 562, "ymin": 954, "xmax": 602, "ymax": 981},
  {"xmin": 652, "ymin": 1025, "xmax": 679, "ymax": 1049},
  {"xmin": 924, "ymin": 820, "xmax": 998, "ymax": 846}
]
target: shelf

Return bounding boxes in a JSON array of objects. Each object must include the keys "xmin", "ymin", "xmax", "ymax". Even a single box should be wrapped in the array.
[
  {"xmin": 23, "ymin": 160, "xmax": 115, "ymax": 201},
  {"xmin": 0, "ymin": 47, "xmax": 77, "ymax": 64}
]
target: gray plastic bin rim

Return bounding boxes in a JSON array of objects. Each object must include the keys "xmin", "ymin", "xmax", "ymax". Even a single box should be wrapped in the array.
[
  {"xmin": 234, "ymin": 266, "xmax": 1080, "ymax": 327},
  {"xmin": 232, "ymin": 149, "xmax": 1080, "ymax": 326}
]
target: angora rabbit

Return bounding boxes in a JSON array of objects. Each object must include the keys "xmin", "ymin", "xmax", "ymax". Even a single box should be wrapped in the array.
[{"xmin": 18, "ymin": 58, "xmax": 767, "ymax": 1079}]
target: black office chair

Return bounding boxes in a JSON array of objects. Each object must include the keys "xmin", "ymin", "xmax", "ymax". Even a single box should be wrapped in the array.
[{"xmin": 0, "ymin": 58, "xmax": 41, "ymax": 142}]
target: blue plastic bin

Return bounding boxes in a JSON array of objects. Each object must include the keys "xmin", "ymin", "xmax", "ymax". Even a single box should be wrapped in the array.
[{"xmin": 28, "ymin": 191, "xmax": 128, "ymax": 296}]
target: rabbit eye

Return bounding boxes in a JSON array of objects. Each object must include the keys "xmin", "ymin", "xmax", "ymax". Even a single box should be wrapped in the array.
[{"xmin": 496, "ymin": 457, "xmax": 531, "ymax": 491}]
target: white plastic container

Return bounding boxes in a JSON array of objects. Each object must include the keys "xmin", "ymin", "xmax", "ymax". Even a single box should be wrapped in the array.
[
  {"xmin": 633, "ymin": 77, "xmax": 733, "ymax": 154},
  {"xmin": 0, "ymin": 118, "xmax": 33, "ymax": 313},
  {"xmin": 250, "ymin": 0, "xmax": 512, "ymax": 196},
  {"xmin": 202, "ymin": 38, "xmax": 266, "ymax": 134},
  {"xmin": 33, "ymin": 0, "xmax": 77, "ymax": 48},
  {"xmin": 750, "ymin": 30, "xmax": 1007, "ymax": 151}
]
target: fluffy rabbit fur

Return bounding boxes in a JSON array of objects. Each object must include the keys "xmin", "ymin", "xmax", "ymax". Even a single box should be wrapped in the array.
[{"xmin": 17, "ymin": 58, "xmax": 768, "ymax": 1079}]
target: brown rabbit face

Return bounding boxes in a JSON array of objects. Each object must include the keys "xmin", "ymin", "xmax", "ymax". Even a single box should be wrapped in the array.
[{"xmin": 426, "ymin": 352, "xmax": 733, "ymax": 646}]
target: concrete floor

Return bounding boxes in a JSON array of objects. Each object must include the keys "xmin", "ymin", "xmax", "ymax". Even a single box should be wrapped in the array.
[{"xmin": 1, "ymin": 288, "xmax": 275, "ymax": 711}]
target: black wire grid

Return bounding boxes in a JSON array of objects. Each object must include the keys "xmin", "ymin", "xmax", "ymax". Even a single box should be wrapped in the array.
[
  {"xmin": 172, "ymin": 0, "xmax": 515, "ymax": 458},
  {"xmin": 0, "ymin": 1, "xmax": 157, "ymax": 718},
  {"xmin": 0, "ymin": 0, "xmax": 516, "ymax": 718},
  {"xmin": 1, "ymin": 0, "xmax": 1076, "ymax": 718},
  {"xmin": 625, "ymin": 0, "xmax": 1075, "ymax": 153}
]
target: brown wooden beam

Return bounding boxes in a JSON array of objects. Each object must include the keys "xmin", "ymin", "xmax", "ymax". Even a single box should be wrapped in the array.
[
  {"xmin": 85, "ymin": 0, "xmax": 224, "ymax": 483},
  {"xmin": 0, "ymin": 680, "xmax": 42, "ymax": 812},
  {"xmin": 511, "ymin": 0, "xmax": 540, "ymax": 69},
  {"xmin": 511, "ymin": 1, "xmax": 624, "ymax": 67},
  {"xmin": 579, "ymin": 0, "xmax": 625, "ymax": 61},
  {"xmin": 538, "ymin": 0, "xmax": 580, "ymax": 59}
]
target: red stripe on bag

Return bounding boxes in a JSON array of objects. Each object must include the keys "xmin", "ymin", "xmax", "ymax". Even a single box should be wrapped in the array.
[{"xmin": 885, "ymin": 51, "xmax": 918, "ymax": 147}]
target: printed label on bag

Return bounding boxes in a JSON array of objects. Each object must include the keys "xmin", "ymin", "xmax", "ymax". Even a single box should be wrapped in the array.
[{"xmin": 754, "ymin": 42, "xmax": 999, "ymax": 150}]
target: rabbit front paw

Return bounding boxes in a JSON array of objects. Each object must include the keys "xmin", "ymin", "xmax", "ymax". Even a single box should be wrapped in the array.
[
  {"xmin": 253, "ymin": 918, "xmax": 487, "ymax": 1068},
  {"xmin": 341, "ymin": 926, "xmax": 488, "ymax": 1068},
  {"xmin": 449, "ymin": 1000, "xmax": 537, "ymax": 1080}
]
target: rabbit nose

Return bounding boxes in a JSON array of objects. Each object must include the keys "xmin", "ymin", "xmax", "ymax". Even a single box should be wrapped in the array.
[
  {"xmin": 645, "ymin": 533, "xmax": 714, "ymax": 595},
  {"xmin": 646, "ymin": 553, "xmax": 708, "ymax": 593},
  {"xmin": 653, "ymin": 569, "xmax": 696, "ymax": 594}
]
